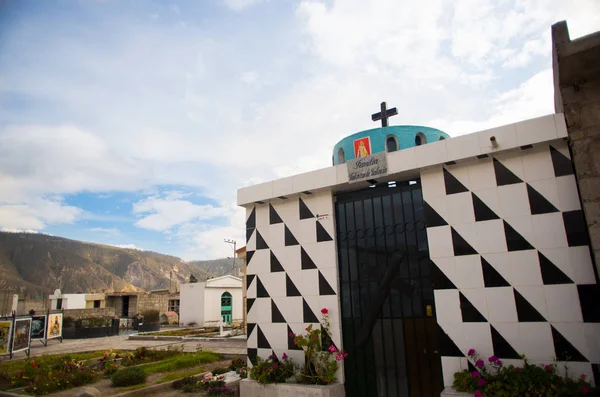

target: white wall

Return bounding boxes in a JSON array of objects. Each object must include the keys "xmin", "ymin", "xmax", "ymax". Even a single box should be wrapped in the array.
[
  {"xmin": 52, "ymin": 294, "xmax": 86, "ymax": 309},
  {"xmin": 180, "ymin": 283, "xmax": 205, "ymax": 326},
  {"xmin": 203, "ymin": 286, "xmax": 243, "ymax": 325}
]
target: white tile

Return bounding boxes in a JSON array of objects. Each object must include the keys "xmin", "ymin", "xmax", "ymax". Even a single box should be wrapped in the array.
[
  {"xmin": 556, "ymin": 175, "xmax": 582, "ymax": 211},
  {"xmin": 280, "ymin": 246, "xmax": 302, "ymax": 272},
  {"xmin": 292, "ymin": 170, "xmax": 317, "ymax": 193},
  {"xmin": 529, "ymin": 178, "xmax": 561, "ymax": 210},
  {"xmin": 471, "ymin": 187, "xmax": 501, "ymax": 216},
  {"xmin": 518, "ymin": 323, "xmax": 555, "ymax": 361},
  {"xmin": 247, "ymin": 248, "xmax": 271, "ymax": 275},
  {"xmin": 335, "ymin": 163, "xmax": 349, "ymax": 184},
  {"xmin": 514, "ymin": 286, "xmax": 549, "ymax": 320},
  {"xmin": 425, "ymin": 195, "xmax": 449, "ymax": 222},
  {"xmin": 421, "ymin": 167, "xmax": 446, "ymax": 200},
  {"xmin": 427, "ymin": 226, "xmax": 454, "ymax": 258},
  {"xmin": 521, "ymin": 147, "xmax": 555, "ymax": 182},
  {"xmin": 478, "ymin": 124, "xmax": 518, "ymax": 155},
  {"xmin": 492, "ymin": 322, "xmax": 521, "ymax": 354},
  {"xmin": 515, "ymin": 114, "xmax": 558, "ymax": 147},
  {"xmin": 278, "ymin": 199, "xmax": 298, "ymax": 222},
  {"xmin": 485, "ymin": 287, "xmax": 518, "ymax": 322},
  {"xmin": 445, "ymin": 163, "xmax": 471, "ymax": 191},
  {"xmin": 435, "ymin": 289, "xmax": 462, "ymax": 325},
  {"xmin": 552, "ymin": 323, "xmax": 593, "ymax": 362},
  {"xmin": 303, "ymin": 241, "xmax": 336, "ymax": 269},
  {"xmin": 558, "ymin": 362, "xmax": 594, "ymax": 384},
  {"xmin": 494, "ymin": 152, "xmax": 526, "ymax": 181},
  {"xmin": 584, "ymin": 324, "xmax": 600, "ymax": 363},
  {"xmin": 486, "ymin": 251, "xmax": 541, "ymax": 287},
  {"xmin": 306, "ymin": 191, "xmax": 334, "ymax": 217},
  {"xmin": 555, "ymin": 114, "xmax": 568, "ymax": 138},
  {"xmin": 432, "ymin": 257, "xmax": 457, "ymax": 285},
  {"xmin": 260, "ymin": 272, "xmax": 286, "ymax": 298},
  {"xmin": 441, "ymin": 357, "xmax": 468, "ymax": 387},
  {"xmin": 300, "ymin": 269, "xmax": 320, "ymax": 297},
  {"xmin": 498, "ymin": 184, "xmax": 530, "ymax": 218},
  {"xmin": 272, "ymin": 177, "xmax": 294, "ymax": 198},
  {"xmin": 454, "ymin": 256, "xmax": 484, "ymax": 289},
  {"xmin": 416, "ymin": 139, "xmax": 448, "ymax": 168},
  {"xmin": 287, "ymin": 270, "xmax": 303, "ymax": 296},
  {"xmin": 468, "ymin": 158, "xmax": 497, "ymax": 191},
  {"xmin": 287, "ymin": 219, "xmax": 316, "ymax": 245},
  {"xmin": 566, "ymin": 246, "xmax": 596, "ymax": 284},
  {"xmin": 260, "ymin": 323, "xmax": 288, "ymax": 350},
  {"xmin": 440, "ymin": 322, "xmax": 466, "ymax": 352},
  {"xmin": 446, "ymin": 132, "xmax": 482, "ymax": 162},
  {"xmin": 532, "ymin": 213, "xmax": 569, "ymax": 249},
  {"xmin": 445, "ymin": 192, "xmax": 475, "ymax": 225},
  {"xmin": 544, "ymin": 285, "xmax": 583, "ymax": 322},
  {"xmin": 246, "ymin": 181, "xmax": 274, "ymax": 204},
  {"xmin": 272, "ymin": 297, "xmax": 303, "ymax": 324},
  {"xmin": 387, "ymin": 147, "xmax": 418, "ymax": 174},
  {"xmin": 474, "ymin": 220, "xmax": 507, "ymax": 254},
  {"xmin": 268, "ymin": 223, "xmax": 285, "ymax": 251},
  {"xmin": 552, "ymin": 140, "xmax": 571, "ymax": 158},
  {"xmin": 320, "ymin": 267, "xmax": 339, "ymax": 294},
  {"xmin": 463, "ymin": 323, "xmax": 494, "ymax": 360},
  {"xmin": 256, "ymin": 203, "xmax": 269, "ymax": 227},
  {"xmin": 316, "ymin": 295, "xmax": 341, "ymax": 329},
  {"xmin": 452, "ymin": 222, "xmax": 477, "ymax": 249},
  {"xmin": 461, "ymin": 288, "xmax": 489, "ymax": 319},
  {"xmin": 251, "ymin": 297, "xmax": 272, "ymax": 324},
  {"xmin": 246, "ymin": 229, "xmax": 257, "ymax": 252},
  {"xmin": 504, "ymin": 216, "xmax": 535, "ymax": 250}
]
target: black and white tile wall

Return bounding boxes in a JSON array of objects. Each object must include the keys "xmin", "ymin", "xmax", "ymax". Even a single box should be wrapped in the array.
[
  {"xmin": 422, "ymin": 141, "xmax": 600, "ymax": 387},
  {"xmin": 245, "ymin": 191, "xmax": 342, "ymax": 379}
]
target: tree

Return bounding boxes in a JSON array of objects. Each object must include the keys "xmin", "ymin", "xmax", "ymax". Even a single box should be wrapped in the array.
[{"xmin": 189, "ymin": 274, "xmax": 198, "ymax": 283}]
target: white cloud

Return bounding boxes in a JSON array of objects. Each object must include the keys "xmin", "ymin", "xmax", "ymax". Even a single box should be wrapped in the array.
[
  {"xmin": 222, "ymin": 0, "xmax": 267, "ymax": 11},
  {"xmin": 89, "ymin": 227, "xmax": 121, "ymax": 236},
  {"xmin": 113, "ymin": 244, "xmax": 144, "ymax": 251},
  {"xmin": 0, "ymin": 199, "xmax": 82, "ymax": 230}
]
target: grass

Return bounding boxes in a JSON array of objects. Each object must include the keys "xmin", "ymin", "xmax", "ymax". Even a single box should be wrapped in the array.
[
  {"xmin": 114, "ymin": 383, "xmax": 148, "ymax": 392},
  {"xmin": 0, "ymin": 350, "xmax": 117, "ymax": 375},
  {"xmin": 140, "ymin": 328, "xmax": 220, "ymax": 337},
  {"xmin": 156, "ymin": 367, "xmax": 207, "ymax": 384},
  {"xmin": 141, "ymin": 351, "xmax": 221, "ymax": 375}
]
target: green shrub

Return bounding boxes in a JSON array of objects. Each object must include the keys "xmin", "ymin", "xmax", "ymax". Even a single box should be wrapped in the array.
[
  {"xmin": 141, "ymin": 310, "xmax": 160, "ymax": 323},
  {"xmin": 172, "ymin": 376, "xmax": 199, "ymax": 392},
  {"xmin": 111, "ymin": 367, "xmax": 147, "ymax": 387},
  {"xmin": 249, "ymin": 354, "xmax": 296, "ymax": 384}
]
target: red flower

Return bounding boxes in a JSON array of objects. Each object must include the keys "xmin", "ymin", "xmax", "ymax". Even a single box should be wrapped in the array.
[
  {"xmin": 289, "ymin": 332, "xmax": 294, "ymax": 337},
  {"xmin": 583, "ymin": 386, "xmax": 589, "ymax": 395},
  {"xmin": 321, "ymin": 308, "xmax": 328, "ymax": 315}
]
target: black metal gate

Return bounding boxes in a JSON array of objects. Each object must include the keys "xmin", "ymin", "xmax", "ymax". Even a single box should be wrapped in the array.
[{"xmin": 335, "ymin": 181, "xmax": 443, "ymax": 397}]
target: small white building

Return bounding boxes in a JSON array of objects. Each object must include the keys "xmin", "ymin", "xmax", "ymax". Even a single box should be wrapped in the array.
[
  {"xmin": 179, "ymin": 275, "xmax": 243, "ymax": 327},
  {"xmin": 48, "ymin": 289, "xmax": 87, "ymax": 310}
]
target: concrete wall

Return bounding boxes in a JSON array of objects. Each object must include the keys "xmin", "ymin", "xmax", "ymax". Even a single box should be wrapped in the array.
[
  {"xmin": 63, "ymin": 307, "xmax": 116, "ymax": 320},
  {"xmin": 552, "ymin": 21, "xmax": 600, "ymax": 274},
  {"xmin": 16, "ymin": 297, "xmax": 48, "ymax": 315},
  {"xmin": 180, "ymin": 282, "xmax": 205, "ymax": 326},
  {"xmin": 51, "ymin": 294, "xmax": 86, "ymax": 310}
]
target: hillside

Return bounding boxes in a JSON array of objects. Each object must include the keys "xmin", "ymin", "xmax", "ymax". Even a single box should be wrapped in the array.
[
  {"xmin": 189, "ymin": 258, "xmax": 244, "ymax": 277},
  {"xmin": 0, "ymin": 232, "xmax": 210, "ymax": 297}
]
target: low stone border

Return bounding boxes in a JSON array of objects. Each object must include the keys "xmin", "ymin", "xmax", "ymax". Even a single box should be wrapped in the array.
[
  {"xmin": 440, "ymin": 387, "xmax": 473, "ymax": 396},
  {"xmin": 128, "ymin": 335, "xmax": 243, "ymax": 342}
]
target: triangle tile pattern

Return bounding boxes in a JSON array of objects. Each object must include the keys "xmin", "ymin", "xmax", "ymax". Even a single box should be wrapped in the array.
[
  {"xmin": 247, "ymin": 298, "xmax": 255, "ymax": 314},
  {"xmin": 301, "ymin": 247, "xmax": 318, "ymax": 270},
  {"xmin": 247, "ymin": 323, "xmax": 256, "ymax": 338},
  {"xmin": 303, "ymin": 299, "xmax": 320, "ymax": 323},
  {"xmin": 299, "ymin": 197, "xmax": 315, "ymax": 219},
  {"xmin": 424, "ymin": 201, "xmax": 448, "ymax": 227},
  {"xmin": 493, "ymin": 158, "xmax": 523, "ymax": 186},
  {"xmin": 468, "ymin": 361, "xmax": 477, "ymax": 373},
  {"xmin": 318, "ymin": 271, "xmax": 336, "ymax": 295},
  {"xmin": 286, "ymin": 274, "xmax": 302, "ymax": 297},
  {"xmin": 472, "ymin": 193, "xmax": 500, "ymax": 221},
  {"xmin": 246, "ymin": 250, "xmax": 255, "ymax": 266},
  {"xmin": 256, "ymin": 230, "xmax": 269, "ymax": 250},
  {"xmin": 592, "ymin": 364, "xmax": 600, "ymax": 388},
  {"xmin": 527, "ymin": 184, "xmax": 559, "ymax": 215},
  {"xmin": 256, "ymin": 277, "xmax": 270, "ymax": 298},
  {"xmin": 321, "ymin": 325, "xmax": 337, "ymax": 352},
  {"xmin": 577, "ymin": 284, "xmax": 600, "ymax": 323},
  {"xmin": 563, "ymin": 211, "xmax": 590, "ymax": 247},
  {"xmin": 270, "ymin": 251, "xmax": 285, "ymax": 273},
  {"xmin": 271, "ymin": 300, "xmax": 286, "ymax": 323},
  {"xmin": 247, "ymin": 274, "xmax": 256, "ymax": 289},
  {"xmin": 246, "ymin": 227, "xmax": 255, "ymax": 244},
  {"xmin": 491, "ymin": 325, "xmax": 521, "ymax": 359},
  {"xmin": 451, "ymin": 227, "xmax": 478, "ymax": 256},
  {"xmin": 550, "ymin": 146, "xmax": 574, "ymax": 177},
  {"xmin": 431, "ymin": 261, "xmax": 457, "ymax": 290},
  {"xmin": 269, "ymin": 203, "xmax": 283, "ymax": 225},
  {"xmin": 513, "ymin": 289, "xmax": 546, "ymax": 322},
  {"xmin": 551, "ymin": 326, "xmax": 588, "ymax": 362},
  {"xmin": 284, "ymin": 225, "xmax": 300, "ymax": 246},
  {"xmin": 459, "ymin": 292, "xmax": 487, "ymax": 322},
  {"xmin": 257, "ymin": 325, "xmax": 271, "ymax": 349},
  {"xmin": 247, "ymin": 348, "xmax": 258, "ymax": 366},
  {"xmin": 246, "ymin": 207, "xmax": 256, "ymax": 228},
  {"xmin": 437, "ymin": 324, "xmax": 464, "ymax": 357},
  {"xmin": 287, "ymin": 325, "xmax": 302, "ymax": 350},
  {"xmin": 503, "ymin": 221, "xmax": 534, "ymax": 251},
  {"xmin": 316, "ymin": 221, "xmax": 334, "ymax": 242},
  {"xmin": 539, "ymin": 252, "xmax": 573, "ymax": 285},
  {"xmin": 443, "ymin": 168, "xmax": 469, "ymax": 195},
  {"xmin": 481, "ymin": 257, "xmax": 510, "ymax": 287}
]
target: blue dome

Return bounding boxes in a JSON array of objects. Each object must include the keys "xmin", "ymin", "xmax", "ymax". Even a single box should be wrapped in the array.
[{"xmin": 332, "ymin": 125, "xmax": 450, "ymax": 165}]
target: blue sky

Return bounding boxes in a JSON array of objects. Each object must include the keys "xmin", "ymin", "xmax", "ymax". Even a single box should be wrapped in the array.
[{"xmin": 0, "ymin": 0, "xmax": 598, "ymax": 259}]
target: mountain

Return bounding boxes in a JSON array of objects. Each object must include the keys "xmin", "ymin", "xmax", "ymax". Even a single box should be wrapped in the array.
[
  {"xmin": 189, "ymin": 258, "xmax": 244, "ymax": 278},
  {"xmin": 0, "ymin": 232, "xmax": 210, "ymax": 297}
]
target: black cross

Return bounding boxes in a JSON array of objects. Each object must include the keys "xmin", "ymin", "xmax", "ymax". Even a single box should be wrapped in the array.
[{"xmin": 371, "ymin": 101, "xmax": 398, "ymax": 127}]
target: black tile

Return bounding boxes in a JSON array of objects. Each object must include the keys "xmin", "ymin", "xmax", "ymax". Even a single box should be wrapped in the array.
[
  {"xmin": 551, "ymin": 326, "xmax": 588, "ymax": 362},
  {"xmin": 472, "ymin": 193, "xmax": 500, "ymax": 221},
  {"xmin": 451, "ymin": 227, "xmax": 478, "ymax": 256},
  {"xmin": 287, "ymin": 325, "xmax": 302, "ymax": 350},
  {"xmin": 431, "ymin": 261, "xmax": 457, "ymax": 290},
  {"xmin": 593, "ymin": 364, "xmax": 600, "ymax": 389},
  {"xmin": 321, "ymin": 325, "xmax": 336, "ymax": 352},
  {"xmin": 318, "ymin": 271, "xmax": 336, "ymax": 296},
  {"xmin": 256, "ymin": 230, "xmax": 269, "ymax": 250},
  {"xmin": 316, "ymin": 221, "xmax": 334, "ymax": 242},
  {"xmin": 550, "ymin": 146, "xmax": 574, "ymax": 177},
  {"xmin": 303, "ymin": 299, "xmax": 319, "ymax": 323},
  {"xmin": 247, "ymin": 323, "xmax": 256, "ymax": 337},
  {"xmin": 527, "ymin": 184, "xmax": 559, "ymax": 215},
  {"xmin": 299, "ymin": 197, "xmax": 315, "ymax": 219},
  {"xmin": 285, "ymin": 225, "xmax": 299, "ymax": 246},
  {"xmin": 247, "ymin": 348, "xmax": 258, "ymax": 366},
  {"xmin": 256, "ymin": 277, "xmax": 270, "ymax": 298},
  {"xmin": 270, "ymin": 251, "xmax": 284, "ymax": 273},
  {"xmin": 246, "ymin": 250, "xmax": 255, "ymax": 266},
  {"xmin": 247, "ymin": 274, "xmax": 255, "ymax": 289},
  {"xmin": 246, "ymin": 207, "xmax": 256, "ymax": 229},
  {"xmin": 514, "ymin": 289, "xmax": 546, "ymax": 322},
  {"xmin": 246, "ymin": 227, "xmax": 255, "ymax": 244},
  {"xmin": 443, "ymin": 168, "xmax": 469, "ymax": 195},
  {"xmin": 301, "ymin": 247, "xmax": 317, "ymax": 270},
  {"xmin": 468, "ymin": 361, "xmax": 477, "ymax": 373},
  {"xmin": 503, "ymin": 221, "xmax": 534, "ymax": 251},
  {"xmin": 481, "ymin": 256, "xmax": 510, "ymax": 287},
  {"xmin": 491, "ymin": 325, "xmax": 521, "ymax": 359},
  {"xmin": 460, "ymin": 292, "xmax": 487, "ymax": 322},
  {"xmin": 271, "ymin": 300, "xmax": 286, "ymax": 323},
  {"xmin": 539, "ymin": 251, "xmax": 573, "ymax": 285},
  {"xmin": 269, "ymin": 204, "xmax": 283, "ymax": 225},
  {"xmin": 424, "ymin": 201, "xmax": 448, "ymax": 227},
  {"xmin": 247, "ymin": 298, "xmax": 255, "ymax": 314},
  {"xmin": 286, "ymin": 274, "xmax": 301, "ymax": 297},
  {"xmin": 257, "ymin": 325, "xmax": 271, "ymax": 349},
  {"xmin": 578, "ymin": 284, "xmax": 600, "ymax": 323},
  {"xmin": 493, "ymin": 158, "xmax": 523, "ymax": 186},
  {"xmin": 563, "ymin": 211, "xmax": 591, "ymax": 247},
  {"xmin": 437, "ymin": 324, "xmax": 464, "ymax": 357}
]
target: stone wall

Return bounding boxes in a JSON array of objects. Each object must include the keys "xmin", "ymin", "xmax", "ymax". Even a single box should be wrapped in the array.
[
  {"xmin": 552, "ymin": 21, "xmax": 600, "ymax": 273},
  {"xmin": 137, "ymin": 292, "xmax": 179, "ymax": 315},
  {"xmin": 17, "ymin": 297, "xmax": 49, "ymax": 315},
  {"xmin": 63, "ymin": 307, "xmax": 116, "ymax": 320}
]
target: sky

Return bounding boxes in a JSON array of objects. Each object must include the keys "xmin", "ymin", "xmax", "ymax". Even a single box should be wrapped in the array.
[{"xmin": 0, "ymin": 0, "xmax": 599, "ymax": 260}]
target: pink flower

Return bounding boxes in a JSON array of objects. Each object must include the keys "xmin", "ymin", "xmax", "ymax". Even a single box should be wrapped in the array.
[
  {"xmin": 515, "ymin": 367, "xmax": 522, "ymax": 372},
  {"xmin": 476, "ymin": 360, "xmax": 484, "ymax": 368},
  {"xmin": 471, "ymin": 371, "xmax": 481, "ymax": 379},
  {"xmin": 478, "ymin": 379, "xmax": 487, "ymax": 387},
  {"xmin": 496, "ymin": 360, "xmax": 502, "ymax": 367},
  {"xmin": 488, "ymin": 355, "xmax": 498, "ymax": 363},
  {"xmin": 544, "ymin": 365, "xmax": 553, "ymax": 373},
  {"xmin": 474, "ymin": 390, "xmax": 483, "ymax": 397},
  {"xmin": 468, "ymin": 349, "xmax": 476, "ymax": 356},
  {"xmin": 583, "ymin": 386, "xmax": 589, "ymax": 395},
  {"xmin": 289, "ymin": 332, "xmax": 294, "ymax": 337},
  {"xmin": 282, "ymin": 353, "xmax": 288, "ymax": 360},
  {"xmin": 328, "ymin": 345, "xmax": 337, "ymax": 353},
  {"xmin": 273, "ymin": 363, "xmax": 278, "ymax": 369},
  {"xmin": 321, "ymin": 308, "xmax": 328, "ymax": 315},
  {"xmin": 312, "ymin": 334, "xmax": 318, "ymax": 339},
  {"xmin": 580, "ymin": 374, "xmax": 587, "ymax": 380}
]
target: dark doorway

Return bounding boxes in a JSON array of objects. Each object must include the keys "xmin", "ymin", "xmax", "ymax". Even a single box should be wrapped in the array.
[
  {"xmin": 335, "ymin": 180, "xmax": 443, "ymax": 397},
  {"xmin": 122, "ymin": 296, "xmax": 129, "ymax": 317}
]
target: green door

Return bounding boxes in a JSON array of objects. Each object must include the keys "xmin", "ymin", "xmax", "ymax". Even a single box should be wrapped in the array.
[{"xmin": 220, "ymin": 292, "xmax": 232, "ymax": 323}]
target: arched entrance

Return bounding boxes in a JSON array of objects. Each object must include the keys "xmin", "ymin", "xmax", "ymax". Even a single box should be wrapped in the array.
[{"xmin": 220, "ymin": 292, "xmax": 232, "ymax": 323}]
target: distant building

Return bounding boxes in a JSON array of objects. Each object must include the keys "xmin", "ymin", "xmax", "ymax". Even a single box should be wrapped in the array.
[
  {"xmin": 48, "ymin": 289, "xmax": 102, "ymax": 310},
  {"xmin": 180, "ymin": 275, "xmax": 243, "ymax": 327},
  {"xmin": 236, "ymin": 246, "xmax": 247, "ymax": 333}
]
